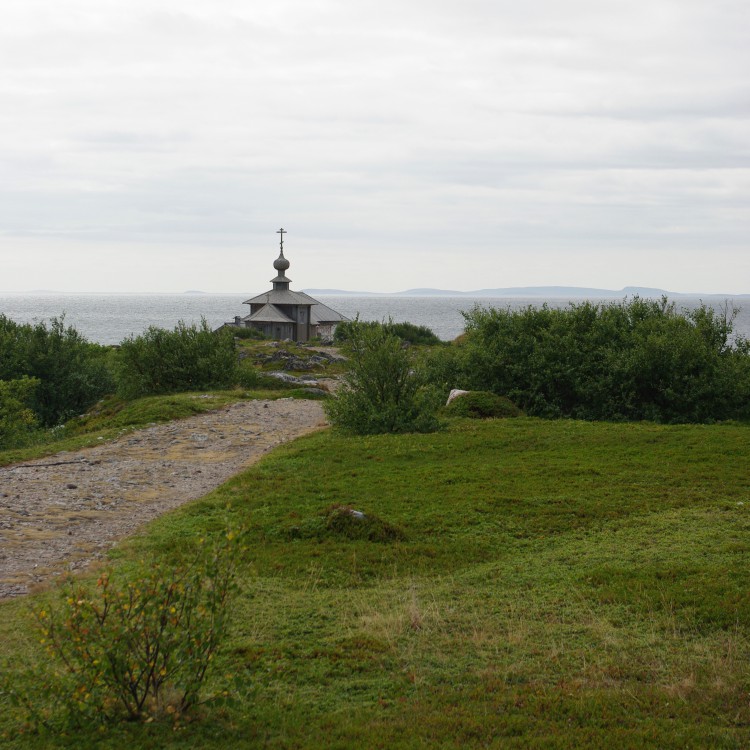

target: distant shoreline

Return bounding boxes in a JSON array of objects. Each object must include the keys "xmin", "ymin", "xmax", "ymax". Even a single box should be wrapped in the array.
[
  {"xmin": 2, "ymin": 287, "xmax": 748, "ymax": 298},
  {"xmin": 304, "ymin": 286, "xmax": 750, "ymax": 299}
]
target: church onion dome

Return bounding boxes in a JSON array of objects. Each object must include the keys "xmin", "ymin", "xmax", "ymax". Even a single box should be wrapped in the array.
[{"xmin": 273, "ymin": 250, "xmax": 290, "ymax": 272}]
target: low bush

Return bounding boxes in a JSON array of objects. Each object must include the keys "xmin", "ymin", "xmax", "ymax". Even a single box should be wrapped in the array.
[
  {"xmin": 0, "ymin": 377, "xmax": 40, "ymax": 449},
  {"xmin": 116, "ymin": 320, "xmax": 238, "ymax": 398},
  {"xmin": 230, "ymin": 326, "xmax": 267, "ymax": 340},
  {"xmin": 421, "ymin": 342, "xmax": 470, "ymax": 396},
  {"xmin": 0, "ymin": 314, "xmax": 115, "ymax": 426},
  {"xmin": 444, "ymin": 391, "xmax": 524, "ymax": 419},
  {"xmin": 5, "ymin": 533, "xmax": 240, "ymax": 730},
  {"xmin": 456, "ymin": 297, "xmax": 750, "ymax": 423},
  {"xmin": 325, "ymin": 320, "xmax": 441, "ymax": 434},
  {"xmin": 335, "ymin": 319, "xmax": 441, "ymax": 346},
  {"xmin": 383, "ymin": 321, "xmax": 442, "ymax": 346},
  {"xmin": 234, "ymin": 359, "xmax": 262, "ymax": 388}
]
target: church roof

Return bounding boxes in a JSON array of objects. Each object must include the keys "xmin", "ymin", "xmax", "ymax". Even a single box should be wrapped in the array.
[
  {"xmin": 239, "ymin": 229, "xmax": 348, "ymax": 333},
  {"xmin": 242, "ymin": 289, "xmax": 314, "ymax": 306},
  {"xmin": 310, "ymin": 301, "xmax": 349, "ymax": 324},
  {"xmin": 242, "ymin": 303, "xmax": 296, "ymax": 324}
]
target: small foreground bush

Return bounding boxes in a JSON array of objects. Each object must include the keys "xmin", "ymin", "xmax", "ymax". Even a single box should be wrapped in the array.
[
  {"xmin": 3, "ymin": 532, "xmax": 240, "ymax": 730},
  {"xmin": 444, "ymin": 391, "xmax": 524, "ymax": 419}
]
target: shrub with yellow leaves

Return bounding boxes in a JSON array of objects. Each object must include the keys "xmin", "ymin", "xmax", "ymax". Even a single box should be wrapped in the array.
[{"xmin": 7, "ymin": 529, "xmax": 241, "ymax": 729}]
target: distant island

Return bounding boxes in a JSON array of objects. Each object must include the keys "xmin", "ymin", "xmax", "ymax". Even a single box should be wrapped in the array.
[
  {"xmin": 304, "ymin": 286, "xmax": 750, "ymax": 298},
  {"xmin": 3, "ymin": 286, "xmax": 747, "ymax": 298},
  {"xmin": 301, "ymin": 288, "xmax": 379, "ymax": 296}
]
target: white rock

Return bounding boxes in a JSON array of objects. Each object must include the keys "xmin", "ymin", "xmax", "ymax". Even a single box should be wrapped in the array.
[{"xmin": 446, "ymin": 389, "xmax": 470, "ymax": 405}]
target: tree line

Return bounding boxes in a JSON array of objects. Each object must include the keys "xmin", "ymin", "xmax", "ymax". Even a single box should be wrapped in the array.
[
  {"xmin": 328, "ymin": 298, "xmax": 750, "ymax": 433},
  {"xmin": 3, "ymin": 297, "xmax": 749, "ymax": 448},
  {"xmin": 447, "ymin": 297, "xmax": 750, "ymax": 423}
]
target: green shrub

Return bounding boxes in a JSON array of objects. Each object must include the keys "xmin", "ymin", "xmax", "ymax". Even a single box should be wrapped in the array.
[
  {"xmin": 325, "ymin": 319, "xmax": 441, "ymax": 434},
  {"xmin": 456, "ymin": 297, "xmax": 750, "ymax": 423},
  {"xmin": 116, "ymin": 320, "xmax": 238, "ymax": 398},
  {"xmin": 6, "ymin": 533, "xmax": 239, "ymax": 729},
  {"xmin": 334, "ymin": 320, "xmax": 375, "ymax": 344},
  {"xmin": 444, "ymin": 391, "xmax": 524, "ymax": 419},
  {"xmin": 383, "ymin": 321, "xmax": 442, "ymax": 345},
  {"xmin": 421, "ymin": 342, "xmax": 470, "ymax": 396},
  {"xmin": 0, "ymin": 377, "xmax": 40, "ymax": 448},
  {"xmin": 230, "ymin": 326, "xmax": 267, "ymax": 340},
  {"xmin": 235, "ymin": 359, "xmax": 261, "ymax": 388},
  {"xmin": 0, "ymin": 315, "xmax": 115, "ymax": 426},
  {"xmin": 335, "ymin": 319, "xmax": 441, "ymax": 346}
]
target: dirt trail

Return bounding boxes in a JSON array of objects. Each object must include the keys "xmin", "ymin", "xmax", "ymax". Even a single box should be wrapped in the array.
[{"xmin": 0, "ymin": 398, "xmax": 327, "ymax": 598}]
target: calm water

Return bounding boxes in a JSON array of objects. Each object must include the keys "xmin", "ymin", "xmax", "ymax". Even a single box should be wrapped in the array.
[{"xmin": 0, "ymin": 292, "xmax": 748, "ymax": 345}]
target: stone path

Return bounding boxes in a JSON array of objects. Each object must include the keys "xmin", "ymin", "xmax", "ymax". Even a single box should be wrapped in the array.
[{"xmin": 0, "ymin": 398, "xmax": 327, "ymax": 598}]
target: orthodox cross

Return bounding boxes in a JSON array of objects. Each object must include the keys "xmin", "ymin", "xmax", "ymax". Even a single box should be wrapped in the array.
[{"xmin": 276, "ymin": 227, "xmax": 286, "ymax": 252}]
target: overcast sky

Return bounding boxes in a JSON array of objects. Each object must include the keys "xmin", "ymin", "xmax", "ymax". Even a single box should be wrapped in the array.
[{"xmin": 1, "ymin": 0, "xmax": 748, "ymax": 294}]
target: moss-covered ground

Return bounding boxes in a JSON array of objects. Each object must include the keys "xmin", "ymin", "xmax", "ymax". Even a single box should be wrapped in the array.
[{"xmin": 1, "ymin": 417, "xmax": 749, "ymax": 748}]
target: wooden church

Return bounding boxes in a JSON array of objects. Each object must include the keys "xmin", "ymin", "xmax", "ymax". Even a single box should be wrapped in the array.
[{"xmin": 226, "ymin": 229, "xmax": 348, "ymax": 343}]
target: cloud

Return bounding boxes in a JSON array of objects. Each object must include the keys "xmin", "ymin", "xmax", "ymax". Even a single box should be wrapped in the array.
[{"xmin": 0, "ymin": 0, "xmax": 748, "ymax": 292}]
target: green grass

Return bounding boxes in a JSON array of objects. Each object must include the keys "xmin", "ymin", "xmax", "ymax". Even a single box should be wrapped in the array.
[{"xmin": 1, "ymin": 417, "xmax": 749, "ymax": 747}]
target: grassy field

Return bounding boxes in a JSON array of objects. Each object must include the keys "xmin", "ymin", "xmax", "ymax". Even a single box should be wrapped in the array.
[{"xmin": 1, "ymin": 416, "xmax": 749, "ymax": 748}]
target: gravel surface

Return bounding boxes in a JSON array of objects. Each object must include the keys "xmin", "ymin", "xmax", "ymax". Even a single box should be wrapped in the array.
[{"xmin": 0, "ymin": 398, "xmax": 327, "ymax": 598}]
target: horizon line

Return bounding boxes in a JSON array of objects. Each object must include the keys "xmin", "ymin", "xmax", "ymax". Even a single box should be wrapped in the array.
[{"xmin": 2, "ymin": 286, "xmax": 749, "ymax": 298}]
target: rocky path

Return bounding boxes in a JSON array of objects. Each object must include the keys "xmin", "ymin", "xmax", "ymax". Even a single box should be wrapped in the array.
[{"xmin": 0, "ymin": 398, "xmax": 327, "ymax": 598}]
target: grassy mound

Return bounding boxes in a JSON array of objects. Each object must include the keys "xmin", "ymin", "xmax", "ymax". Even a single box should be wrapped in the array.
[
  {"xmin": 444, "ymin": 390, "xmax": 524, "ymax": 418},
  {"xmin": 283, "ymin": 504, "xmax": 406, "ymax": 543}
]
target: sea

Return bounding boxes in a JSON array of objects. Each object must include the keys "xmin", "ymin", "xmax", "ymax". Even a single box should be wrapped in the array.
[{"xmin": 1, "ymin": 292, "xmax": 749, "ymax": 346}]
